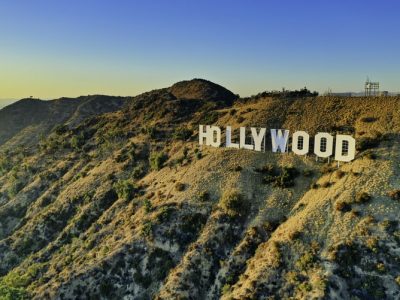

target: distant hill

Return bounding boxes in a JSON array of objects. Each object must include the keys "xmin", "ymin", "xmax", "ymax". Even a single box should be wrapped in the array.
[
  {"xmin": 0, "ymin": 79, "xmax": 399, "ymax": 299},
  {"xmin": 0, "ymin": 95, "xmax": 127, "ymax": 149},
  {"xmin": 0, "ymin": 99, "xmax": 17, "ymax": 109}
]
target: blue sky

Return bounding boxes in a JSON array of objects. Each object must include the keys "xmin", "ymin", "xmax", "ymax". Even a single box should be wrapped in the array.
[{"xmin": 0, "ymin": 0, "xmax": 399, "ymax": 99}]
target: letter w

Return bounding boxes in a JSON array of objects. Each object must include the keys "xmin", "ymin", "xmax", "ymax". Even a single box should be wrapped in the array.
[{"xmin": 270, "ymin": 129, "xmax": 289, "ymax": 153}]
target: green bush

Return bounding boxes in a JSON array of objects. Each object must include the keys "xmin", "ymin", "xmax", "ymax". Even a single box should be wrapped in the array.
[
  {"xmin": 113, "ymin": 180, "xmax": 136, "ymax": 201},
  {"xmin": 0, "ymin": 157, "xmax": 12, "ymax": 176},
  {"xmin": 263, "ymin": 166, "xmax": 299, "ymax": 188},
  {"xmin": 0, "ymin": 282, "xmax": 29, "ymax": 300},
  {"xmin": 295, "ymin": 251, "xmax": 315, "ymax": 271},
  {"xmin": 149, "ymin": 152, "xmax": 168, "ymax": 171},
  {"xmin": 221, "ymin": 284, "xmax": 231, "ymax": 295},
  {"xmin": 173, "ymin": 127, "xmax": 193, "ymax": 140},
  {"xmin": 70, "ymin": 133, "xmax": 85, "ymax": 150},
  {"xmin": 195, "ymin": 151, "xmax": 202, "ymax": 160},
  {"xmin": 357, "ymin": 137, "xmax": 380, "ymax": 151},
  {"xmin": 8, "ymin": 179, "xmax": 24, "ymax": 197},
  {"xmin": 141, "ymin": 221, "xmax": 153, "ymax": 237},
  {"xmin": 0, "ymin": 264, "xmax": 43, "ymax": 300},
  {"xmin": 132, "ymin": 163, "xmax": 146, "ymax": 179},
  {"xmin": 143, "ymin": 199, "xmax": 153, "ymax": 213},
  {"xmin": 219, "ymin": 190, "xmax": 248, "ymax": 217}
]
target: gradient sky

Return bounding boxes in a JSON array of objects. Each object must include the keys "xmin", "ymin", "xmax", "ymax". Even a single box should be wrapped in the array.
[{"xmin": 0, "ymin": 0, "xmax": 399, "ymax": 99}]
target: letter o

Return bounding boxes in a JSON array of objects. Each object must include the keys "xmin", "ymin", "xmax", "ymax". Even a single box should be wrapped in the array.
[
  {"xmin": 314, "ymin": 132, "xmax": 333, "ymax": 158},
  {"xmin": 292, "ymin": 131, "xmax": 309, "ymax": 155}
]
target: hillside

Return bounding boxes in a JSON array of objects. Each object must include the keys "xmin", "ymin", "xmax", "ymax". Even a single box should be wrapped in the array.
[
  {"xmin": 0, "ymin": 79, "xmax": 399, "ymax": 300},
  {"xmin": 0, "ymin": 95, "xmax": 126, "ymax": 150}
]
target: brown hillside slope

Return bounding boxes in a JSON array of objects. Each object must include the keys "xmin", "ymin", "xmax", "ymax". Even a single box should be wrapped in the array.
[
  {"xmin": 0, "ymin": 81, "xmax": 399, "ymax": 300},
  {"xmin": 0, "ymin": 95, "xmax": 126, "ymax": 149}
]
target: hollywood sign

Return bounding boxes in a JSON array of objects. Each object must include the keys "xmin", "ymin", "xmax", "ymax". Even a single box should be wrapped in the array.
[{"xmin": 199, "ymin": 125, "xmax": 356, "ymax": 162}]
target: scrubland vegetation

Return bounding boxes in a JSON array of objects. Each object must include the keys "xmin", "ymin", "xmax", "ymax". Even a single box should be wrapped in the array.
[{"xmin": 0, "ymin": 79, "xmax": 399, "ymax": 299}]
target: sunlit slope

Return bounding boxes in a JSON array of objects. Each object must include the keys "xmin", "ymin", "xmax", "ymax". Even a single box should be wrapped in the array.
[{"xmin": 0, "ymin": 80, "xmax": 399, "ymax": 299}]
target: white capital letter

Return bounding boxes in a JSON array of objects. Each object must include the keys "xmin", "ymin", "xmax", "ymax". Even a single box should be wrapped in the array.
[
  {"xmin": 199, "ymin": 125, "xmax": 208, "ymax": 145},
  {"xmin": 251, "ymin": 127, "xmax": 266, "ymax": 152},
  {"xmin": 314, "ymin": 132, "xmax": 333, "ymax": 158},
  {"xmin": 271, "ymin": 129, "xmax": 289, "ymax": 153},
  {"xmin": 209, "ymin": 126, "xmax": 221, "ymax": 147},
  {"xmin": 226, "ymin": 126, "xmax": 239, "ymax": 149},
  {"xmin": 240, "ymin": 127, "xmax": 254, "ymax": 150},
  {"xmin": 292, "ymin": 131, "xmax": 309, "ymax": 155},
  {"xmin": 335, "ymin": 135, "xmax": 356, "ymax": 162}
]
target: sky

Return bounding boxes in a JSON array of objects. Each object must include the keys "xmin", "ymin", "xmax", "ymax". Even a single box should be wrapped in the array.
[{"xmin": 0, "ymin": 0, "xmax": 399, "ymax": 100}]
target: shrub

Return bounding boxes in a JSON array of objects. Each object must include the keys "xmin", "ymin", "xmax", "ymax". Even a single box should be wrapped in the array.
[
  {"xmin": 195, "ymin": 151, "xmax": 203, "ymax": 159},
  {"xmin": 144, "ymin": 126, "xmax": 157, "ymax": 138},
  {"xmin": 0, "ymin": 281, "xmax": 29, "ymax": 300},
  {"xmin": 376, "ymin": 263, "xmax": 385, "ymax": 273},
  {"xmin": 288, "ymin": 230, "xmax": 301, "ymax": 240},
  {"xmin": 233, "ymin": 165, "xmax": 242, "ymax": 172},
  {"xmin": 54, "ymin": 124, "xmax": 68, "ymax": 135},
  {"xmin": 132, "ymin": 163, "xmax": 146, "ymax": 179},
  {"xmin": 273, "ymin": 167, "xmax": 298, "ymax": 188},
  {"xmin": 0, "ymin": 264, "xmax": 42, "ymax": 299},
  {"xmin": 156, "ymin": 206, "xmax": 175, "ymax": 223},
  {"xmin": 182, "ymin": 147, "xmax": 189, "ymax": 158},
  {"xmin": 357, "ymin": 137, "xmax": 380, "ymax": 151},
  {"xmin": 336, "ymin": 201, "xmax": 351, "ymax": 212},
  {"xmin": 8, "ymin": 179, "xmax": 24, "ymax": 197},
  {"xmin": 336, "ymin": 170, "xmax": 345, "ymax": 179},
  {"xmin": 196, "ymin": 191, "xmax": 210, "ymax": 202},
  {"xmin": 141, "ymin": 221, "xmax": 153, "ymax": 237},
  {"xmin": 143, "ymin": 199, "xmax": 153, "ymax": 213},
  {"xmin": 0, "ymin": 157, "xmax": 11, "ymax": 176},
  {"xmin": 364, "ymin": 150, "xmax": 377, "ymax": 160},
  {"xmin": 200, "ymin": 111, "xmax": 220, "ymax": 124},
  {"xmin": 175, "ymin": 182, "xmax": 185, "ymax": 192},
  {"xmin": 99, "ymin": 281, "xmax": 113, "ymax": 297},
  {"xmin": 321, "ymin": 181, "xmax": 331, "ymax": 188},
  {"xmin": 355, "ymin": 192, "xmax": 371, "ymax": 204},
  {"xmin": 295, "ymin": 251, "xmax": 315, "ymax": 271},
  {"xmin": 361, "ymin": 117, "xmax": 377, "ymax": 123},
  {"xmin": 149, "ymin": 152, "xmax": 168, "ymax": 171},
  {"xmin": 256, "ymin": 163, "xmax": 275, "ymax": 174},
  {"xmin": 221, "ymin": 284, "xmax": 231, "ymax": 295},
  {"xmin": 173, "ymin": 127, "xmax": 193, "ymax": 141},
  {"xmin": 70, "ymin": 133, "xmax": 85, "ymax": 150},
  {"xmin": 261, "ymin": 165, "xmax": 299, "ymax": 188},
  {"xmin": 113, "ymin": 180, "xmax": 136, "ymax": 201},
  {"xmin": 303, "ymin": 169, "xmax": 313, "ymax": 177},
  {"xmin": 219, "ymin": 190, "xmax": 248, "ymax": 217},
  {"xmin": 388, "ymin": 190, "xmax": 400, "ymax": 200},
  {"xmin": 236, "ymin": 116, "xmax": 245, "ymax": 123},
  {"xmin": 310, "ymin": 182, "xmax": 320, "ymax": 189},
  {"xmin": 297, "ymin": 282, "xmax": 312, "ymax": 293}
]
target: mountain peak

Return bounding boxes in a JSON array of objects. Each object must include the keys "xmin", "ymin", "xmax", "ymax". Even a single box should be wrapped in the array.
[{"xmin": 169, "ymin": 78, "xmax": 237, "ymax": 104}]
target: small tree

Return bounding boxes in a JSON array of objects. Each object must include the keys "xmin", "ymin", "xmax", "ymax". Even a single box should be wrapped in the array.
[
  {"xmin": 219, "ymin": 190, "xmax": 248, "ymax": 217},
  {"xmin": 113, "ymin": 180, "xmax": 136, "ymax": 201},
  {"xmin": 149, "ymin": 152, "xmax": 168, "ymax": 171}
]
